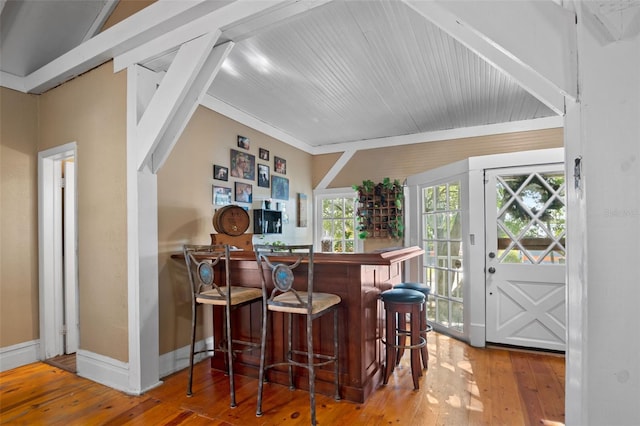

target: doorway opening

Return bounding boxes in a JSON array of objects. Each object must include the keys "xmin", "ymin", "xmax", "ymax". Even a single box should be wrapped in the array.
[{"xmin": 38, "ymin": 142, "xmax": 78, "ymax": 373}]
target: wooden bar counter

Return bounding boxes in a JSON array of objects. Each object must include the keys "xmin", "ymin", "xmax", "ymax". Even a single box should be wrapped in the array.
[{"xmin": 177, "ymin": 246, "xmax": 423, "ymax": 403}]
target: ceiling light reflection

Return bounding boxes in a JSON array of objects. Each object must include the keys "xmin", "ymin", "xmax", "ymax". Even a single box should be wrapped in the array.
[{"xmin": 221, "ymin": 60, "xmax": 240, "ymax": 78}]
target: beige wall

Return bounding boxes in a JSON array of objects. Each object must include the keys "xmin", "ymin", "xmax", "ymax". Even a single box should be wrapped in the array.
[
  {"xmin": 38, "ymin": 62, "xmax": 129, "ymax": 362},
  {"xmin": 157, "ymin": 107, "xmax": 313, "ymax": 355},
  {"xmin": 0, "ymin": 88, "xmax": 39, "ymax": 347}
]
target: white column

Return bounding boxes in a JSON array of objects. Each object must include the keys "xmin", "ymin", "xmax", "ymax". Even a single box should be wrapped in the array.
[{"xmin": 564, "ymin": 9, "xmax": 640, "ymax": 424}]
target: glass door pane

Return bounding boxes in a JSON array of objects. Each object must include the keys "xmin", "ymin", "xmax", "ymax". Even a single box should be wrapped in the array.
[{"xmin": 422, "ymin": 181, "xmax": 463, "ymax": 332}]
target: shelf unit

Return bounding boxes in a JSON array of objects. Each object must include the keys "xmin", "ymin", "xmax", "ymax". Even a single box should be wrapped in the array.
[
  {"xmin": 253, "ymin": 209, "xmax": 282, "ymax": 234},
  {"xmin": 356, "ymin": 182, "xmax": 403, "ymax": 239}
]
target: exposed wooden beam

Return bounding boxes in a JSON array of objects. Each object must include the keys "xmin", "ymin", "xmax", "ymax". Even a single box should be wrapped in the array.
[
  {"xmin": 22, "ymin": 0, "xmax": 228, "ymax": 93},
  {"xmin": 135, "ymin": 32, "xmax": 228, "ymax": 171},
  {"xmin": 82, "ymin": 0, "xmax": 119, "ymax": 42},
  {"xmin": 150, "ymin": 42, "xmax": 235, "ymax": 173},
  {"xmin": 315, "ymin": 149, "xmax": 357, "ymax": 190},
  {"xmin": 404, "ymin": 0, "xmax": 576, "ymax": 115},
  {"xmin": 113, "ymin": 0, "xmax": 293, "ymax": 72}
]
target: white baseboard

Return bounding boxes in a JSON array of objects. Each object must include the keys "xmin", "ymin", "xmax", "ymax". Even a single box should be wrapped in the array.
[
  {"xmin": 1, "ymin": 337, "xmax": 214, "ymax": 393},
  {"xmin": 76, "ymin": 349, "xmax": 133, "ymax": 393},
  {"xmin": 0, "ymin": 340, "xmax": 40, "ymax": 372},
  {"xmin": 159, "ymin": 337, "xmax": 213, "ymax": 378}
]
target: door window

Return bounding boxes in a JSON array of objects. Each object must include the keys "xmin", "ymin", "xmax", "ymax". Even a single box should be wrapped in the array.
[{"xmin": 495, "ymin": 172, "xmax": 566, "ymax": 264}]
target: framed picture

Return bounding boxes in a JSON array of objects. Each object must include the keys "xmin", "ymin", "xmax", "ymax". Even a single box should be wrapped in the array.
[
  {"xmin": 271, "ymin": 175, "xmax": 289, "ymax": 200},
  {"xmin": 235, "ymin": 182, "xmax": 253, "ymax": 203},
  {"xmin": 297, "ymin": 193, "xmax": 308, "ymax": 227},
  {"xmin": 274, "ymin": 156, "xmax": 286, "ymax": 174},
  {"xmin": 230, "ymin": 149, "xmax": 255, "ymax": 180},
  {"xmin": 213, "ymin": 185, "xmax": 232, "ymax": 205},
  {"xmin": 213, "ymin": 164, "xmax": 228, "ymax": 181},
  {"xmin": 237, "ymin": 135, "xmax": 250, "ymax": 150},
  {"xmin": 259, "ymin": 148, "xmax": 269, "ymax": 161},
  {"xmin": 258, "ymin": 164, "xmax": 270, "ymax": 188}
]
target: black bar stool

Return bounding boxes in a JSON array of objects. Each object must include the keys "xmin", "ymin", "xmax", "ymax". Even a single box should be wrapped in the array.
[
  {"xmin": 393, "ymin": 282, "xmax": 432, "ymax": 369},
  {"xmin": 380, "ymin": 288, "xmax": 426, "ymax": 390}
]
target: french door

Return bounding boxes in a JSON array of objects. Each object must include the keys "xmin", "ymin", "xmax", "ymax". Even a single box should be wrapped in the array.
[
  {"xmin": 485, "ymin": 165, "xmax": 566, "ymax": 351},
  {"xmin": 421, "ymin": 180, "xmax": 465, "ymax": 338}
]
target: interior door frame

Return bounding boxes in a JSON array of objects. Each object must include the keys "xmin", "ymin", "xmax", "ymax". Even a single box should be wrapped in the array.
[{"xmin": 38, "ymin": 142, "xmax": 78, "ymax": 359}]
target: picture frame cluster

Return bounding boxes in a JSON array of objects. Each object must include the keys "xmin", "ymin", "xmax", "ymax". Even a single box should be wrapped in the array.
[{"xmin": 212, "ymin": 134, "xmax": 289, "ymax": 206}]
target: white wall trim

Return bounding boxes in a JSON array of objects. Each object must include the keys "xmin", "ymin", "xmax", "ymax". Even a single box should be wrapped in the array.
[
  {"xmin": 159, "ymin": 337, "xmax": 214, "ymax": 379},
  {"xmin": 0, "ymin": 340, "xmax": 40, "ymax": 372},
  {"xmin": 76, "ymin": 350, "xmax": 135, "ymax": 394}
]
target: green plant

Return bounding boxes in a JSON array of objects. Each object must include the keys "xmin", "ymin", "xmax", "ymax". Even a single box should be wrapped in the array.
[
  {"xmin": 352, "ymin": 179, "xmax": 374, "ymax": 194},
  {"xmin": 353, "ymin": 177, "xmax": 404, "ymax": 240}
]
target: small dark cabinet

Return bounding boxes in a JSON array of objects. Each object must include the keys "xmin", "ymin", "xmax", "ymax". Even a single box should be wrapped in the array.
[{"xmin": 253, "ymin": 209, "xmax": 282, "ymax": 234}]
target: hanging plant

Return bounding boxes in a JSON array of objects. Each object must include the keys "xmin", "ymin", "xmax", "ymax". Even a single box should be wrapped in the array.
[{"xmin": 353, "ymin": 177, "xmax": 404, "ymax": 240}]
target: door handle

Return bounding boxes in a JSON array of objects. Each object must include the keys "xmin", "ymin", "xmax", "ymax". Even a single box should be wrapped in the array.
[{"xmin": 488, "ymin": 267, "xmax": 496, "ymax": 274}]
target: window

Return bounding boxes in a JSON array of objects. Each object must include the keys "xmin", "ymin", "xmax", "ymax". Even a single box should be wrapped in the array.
[{"xmin": 315, "ymin": 189, "xmax": 360, "ymax": 253}]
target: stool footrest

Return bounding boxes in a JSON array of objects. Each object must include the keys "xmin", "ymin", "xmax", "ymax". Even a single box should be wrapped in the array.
[{"xmin": 381, "ymin": 336, "xmax": 426, "ymax": 350}]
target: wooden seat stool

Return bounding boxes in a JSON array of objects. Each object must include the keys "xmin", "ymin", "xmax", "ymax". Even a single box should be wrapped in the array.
[
  {"xmin": 380, "ymin": 288, "xmax": 426, "ymax": 390},
  {"xmin": 393, "ymin": 282, "xmax": 433, "ymax": 369}
]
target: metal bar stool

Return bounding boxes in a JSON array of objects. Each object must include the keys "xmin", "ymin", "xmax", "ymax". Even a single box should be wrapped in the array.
[
  {"xmin": 254, "ymin": 244, "xmax": 341, "ymax": 426},
  {"xmin": 183, "ymin": 244, "xmax": 263, "ymax": 407},
  {"xmin": 393, "ymin": 282, "xmax": 433, "ymax": 369},
  {"xmin": 380, "ymin": 288, "xmax": 426, "ymax": 390}
]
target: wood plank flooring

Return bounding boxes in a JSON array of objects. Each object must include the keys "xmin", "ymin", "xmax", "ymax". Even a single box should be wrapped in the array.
[{"xmin": 0, "ymin": 333, "xmax": 565, "ymax": 425}]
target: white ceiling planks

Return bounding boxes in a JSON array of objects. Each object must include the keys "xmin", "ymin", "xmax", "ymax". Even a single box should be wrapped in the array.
[{"xmin": 207, "ymin": 0, "xmax": 558, "ymax": 147}]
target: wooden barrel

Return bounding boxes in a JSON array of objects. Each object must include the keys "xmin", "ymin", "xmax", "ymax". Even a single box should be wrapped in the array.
[{"xmin": 212, "ymin": 205, "xmax": 250, "ymax": 236}]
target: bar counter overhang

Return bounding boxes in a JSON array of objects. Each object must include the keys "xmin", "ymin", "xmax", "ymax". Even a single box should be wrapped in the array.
[{"xmin": 173, "ymin": 246, "xmax": 423, "ymax": 403}]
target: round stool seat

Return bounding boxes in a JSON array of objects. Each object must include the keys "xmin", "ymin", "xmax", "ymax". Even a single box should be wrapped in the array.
[
  {"xmin": 381, "ymin": 288, "xmax": 425, "ymax": 304},
  {"xmin": 394, "ymin": 282, "xmax": 431, "ymax": 297}
]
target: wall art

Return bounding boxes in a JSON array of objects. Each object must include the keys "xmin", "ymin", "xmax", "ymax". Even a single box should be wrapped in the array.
[
  {"xmin": 230, "ymin": 149, "xmax": 255, "ymax": 180},
  {"xmin": 271, "ymin": 175, "xmax": 289, "ymax": 200}
]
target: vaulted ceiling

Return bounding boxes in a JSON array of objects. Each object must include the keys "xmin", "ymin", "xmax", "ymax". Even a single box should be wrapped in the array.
[{"xmin": 0, "ymin": 0, "xmax": 593, "ymax": 154}]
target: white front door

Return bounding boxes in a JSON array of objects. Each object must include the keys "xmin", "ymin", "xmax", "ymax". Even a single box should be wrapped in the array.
[{"xmin": 485, "ymin": 165, "xmax": 566, "ymax": 351}]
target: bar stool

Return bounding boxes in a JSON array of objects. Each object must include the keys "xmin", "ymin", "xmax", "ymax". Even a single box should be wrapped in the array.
[
  {"xmin": 393, "ymin": 282, "xmax": 432, "ymax": 369},
  {"xmin": 380, "ymin": 288, "xmax": 426, "ymax": 390},
  {"xmin": 254, "ymin": 244, "xmax": 341, "ymax": 426},
  {"xmin": 183, "ymin": 244, "xmax": 263, "ymax": 407}
]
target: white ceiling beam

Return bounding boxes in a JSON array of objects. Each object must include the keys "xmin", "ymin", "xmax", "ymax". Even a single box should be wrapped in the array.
[
  {"xmin": 150, "ymin": 41, "xmax": 235, "ymax": 173},
  {"xmin": 114, "ymin": 0, "xmax": 294, "ymax": 73},
  {"xmin": 0, "ymin": 71, "xmax": 25, "ymax": 92},
  {"xmin": 315, "ymin": 149, "xmax": 357, "ymax": 190},
  {"xmin": 312, "ymin": 116, "xmax": 564, "ymax": 155},
  {"xmin": 404, "ymin": 0, "xmax": 576, "ymax": 115},
  {"xmin": 135, "ymin": 31, "xmax": 226, "ymax": 171},
  {"xmin": 82, "ymin": 0, "xmax": 119, "ymax": 42},
  {"xmin": 21, "ymin": 0, "xmax": 229, "ymax": 93}
]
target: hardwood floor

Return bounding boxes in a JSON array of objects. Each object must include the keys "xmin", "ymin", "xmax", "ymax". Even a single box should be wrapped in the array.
[{"xmin": 0, "ymin": 333, "xmax": 565, "ymax": 425}]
